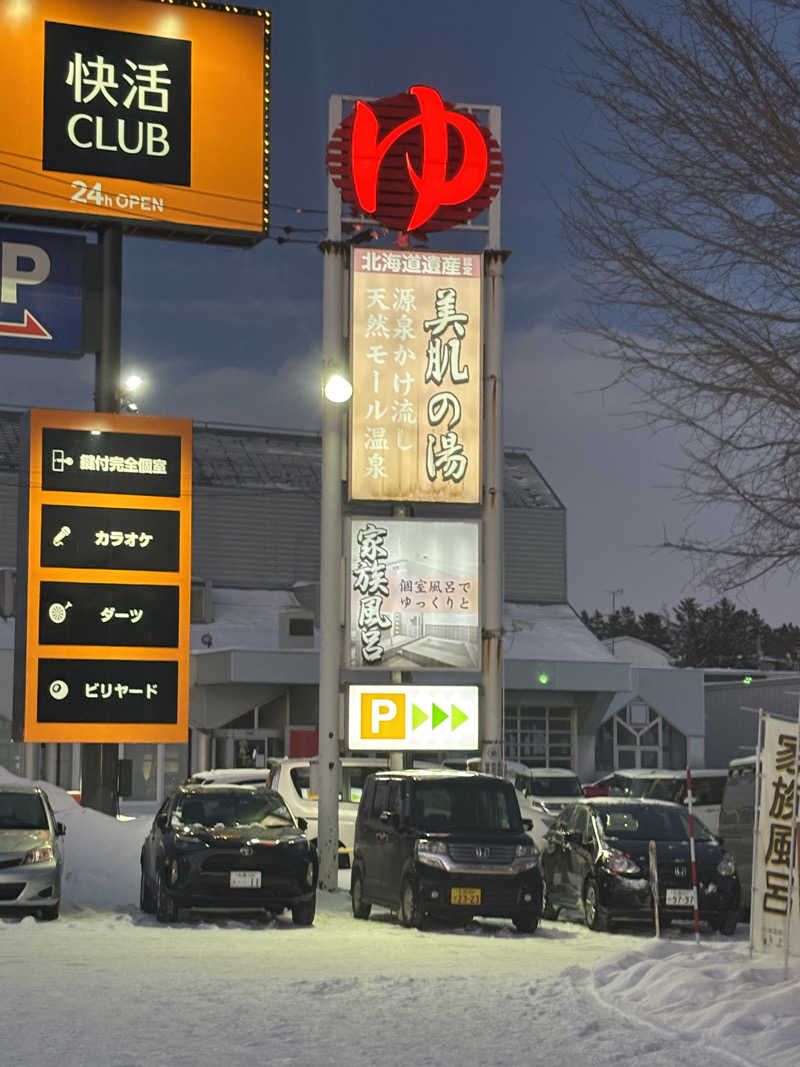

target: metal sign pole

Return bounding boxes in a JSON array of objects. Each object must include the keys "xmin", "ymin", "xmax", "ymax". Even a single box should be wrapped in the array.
[
  {"xmin": 481, "ymin": 249, "xmax": 509, "ymax": 777},
  {"xmin": 316, "ymin": 95, "xmax": 345, "ymax": 891},
  {"xmin": 686, "ymin": 766, "xmax": 701, "ymax": 944},
  {"xmin": 81, "ymin": 224, "xmax": 122, "ymax": 817}
]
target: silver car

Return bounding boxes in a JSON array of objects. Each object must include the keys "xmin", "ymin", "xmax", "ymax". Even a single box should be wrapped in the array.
[{"xmin": 0, "ymin": 785, "xmax": 65, "ymax": 920}]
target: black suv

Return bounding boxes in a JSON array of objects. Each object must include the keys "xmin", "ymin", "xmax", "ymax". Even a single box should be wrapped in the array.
[
  {"xmin": 350, "ymin": 770, "xmax": 542, "ymax": 932},
  {"xmin": 140, "ymin": 784, "xmax": 318, "ymax": 924}
]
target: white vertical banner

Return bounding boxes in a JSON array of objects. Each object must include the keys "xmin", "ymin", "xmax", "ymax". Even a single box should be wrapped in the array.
[{"xmin": 751, "ymin": 712, "xmax": 800, "ymax": 955}]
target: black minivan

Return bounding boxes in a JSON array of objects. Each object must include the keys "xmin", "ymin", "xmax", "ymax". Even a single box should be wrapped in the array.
[{"xmin": 350, "ymin": 769, "xmax": 543, "ymax": 932}]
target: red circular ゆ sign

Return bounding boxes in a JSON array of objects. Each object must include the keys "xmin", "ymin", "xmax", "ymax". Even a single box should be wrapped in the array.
[{"xmin": 326, "ymin": 85, "xmax": 504, "ymax": 235}]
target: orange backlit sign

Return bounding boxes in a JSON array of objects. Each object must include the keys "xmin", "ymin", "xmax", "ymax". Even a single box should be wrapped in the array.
[
  {"xmin": 14, "ymin": 409, "xmax": 193, "ymax": 743},
  {"xmin": 0, "ymin": 0, "xmax": 270, "ymax": 244}
]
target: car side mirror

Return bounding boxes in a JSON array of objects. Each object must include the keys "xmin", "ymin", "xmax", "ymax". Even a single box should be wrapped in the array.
[
  {"xmin": 56, "ymin": 822, "xmax": 66, "ymax": 837},
  {"xmin": 521, "ymin": 817, "xmax": 533, "ymax": 831},
  {"xmin": 297, "ymin": 817, "xmax": 308, "ymax": 832},
  {"xmin": 155, "ymin": 812, "xmax": 169, "ymax": 831}
]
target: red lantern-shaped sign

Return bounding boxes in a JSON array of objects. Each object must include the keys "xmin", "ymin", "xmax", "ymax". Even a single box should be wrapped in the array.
[{"xmin": 326, "ymin": 85, "xmax": 503, "ymax": 235}]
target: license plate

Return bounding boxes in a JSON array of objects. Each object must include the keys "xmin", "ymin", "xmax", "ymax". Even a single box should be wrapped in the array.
[
  {"xmin": 451, "ymin": 887, "xmax": 481, "ymax": 905},
  {"xmin": 230, "ymin": 871, "xmax": 261, "ymax": 889},
  {"xmin": 666, "ymin": 888, "xmax": 694, "ymax": 907}
]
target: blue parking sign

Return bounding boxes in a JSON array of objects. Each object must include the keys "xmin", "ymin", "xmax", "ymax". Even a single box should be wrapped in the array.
[{"xmin": 0, "ymin": 228, "xmax": 87, "ymax": 358}]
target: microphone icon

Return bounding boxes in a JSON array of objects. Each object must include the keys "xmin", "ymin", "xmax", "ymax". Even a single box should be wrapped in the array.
[{"xmin": 52, "ymin": 525, "xmax": 71, "ymax": 547}]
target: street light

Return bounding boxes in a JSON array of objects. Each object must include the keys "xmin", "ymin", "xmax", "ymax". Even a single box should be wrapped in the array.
[
  {"xmin": 323, "ymin": 369, "xmax": 352, "ymax": 404},
  {"xmin": 120, "ymin": 372, "xmax": 145, "ymax": 413}
]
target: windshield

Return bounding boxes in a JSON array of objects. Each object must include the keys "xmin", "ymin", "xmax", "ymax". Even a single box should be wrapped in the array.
[
  {"xmin": 411, "ymin": 780, "xmax": 522, "ymax": 833},
  {"xmin": 597, "ymin": 805, "xmax": 713, "ymax": 842},
  {"xmin": 0, "ymin": 793, "xmax": 48, "ymax": 830},
  {"xmin": 525, "ymin": 775, "xmax": 582, "ymax": 799},
  {"xmin": 175, "ymin": 791, "xmax": 294, "ymax": 829},
  {"xmin": 290, "ymin": 765, "xmax": 376, "ymax": 803}
]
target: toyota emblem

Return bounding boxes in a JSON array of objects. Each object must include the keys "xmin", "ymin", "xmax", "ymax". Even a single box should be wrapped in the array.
[
  {"xmin": 674, "ymin": 863, "xmax": 688, "ymax": 879},
  {"xmin": 475, "ymin": 847, "xmax": 489, "ymax": 859},
  {"xmin": 240, "ymin": 846, "xmax": 254, "ymax": 857}
]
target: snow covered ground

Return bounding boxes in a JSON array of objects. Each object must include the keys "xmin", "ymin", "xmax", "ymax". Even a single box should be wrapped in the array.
[{"xmin": 2, "ymin": 766, "xmax": 799, "ymax": 1067}]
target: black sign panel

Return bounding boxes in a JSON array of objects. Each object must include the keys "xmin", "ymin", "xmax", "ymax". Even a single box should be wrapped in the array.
[
  {"xmin": 40, "ymin": 504, "xmax": 180, "ymax": 571},
  {"xmin": 41, "ymin": 427, "xmax": 182, "ymax": 496},
  {"xmin": 39, "ymin": 581, "xmax": 179, "ymax": 648},
  {"xmin": 38, "ymin": 658, "xmax": 178, "ymax": 724},
  {"xmin": 43, "ymin": 22, "xmax": 191, "ymax": 185}
]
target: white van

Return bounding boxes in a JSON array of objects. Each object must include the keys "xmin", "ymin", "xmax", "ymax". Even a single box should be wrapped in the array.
[
  {"xmin": 505, "ymin": 763, "xmax": 584, "ymax": 847},
  {"xmin": 267, "ymin": 757, "xmax": 387, "ymax": 867},
  {"xmin": 587, "ymin": 768, "xmax": 728, "ymax": 834}
]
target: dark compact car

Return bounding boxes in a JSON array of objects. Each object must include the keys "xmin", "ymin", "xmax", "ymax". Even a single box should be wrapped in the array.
[
  {"xmin": 540, "ymin": 797, "xmax": 740, "ymax": 934},
  {"xmin": 351, "ymin": 770, "xmax": 542, "ymax": 932},
  {"xmin": 140, "ymin": 784, "xmax": 318, "ymax": 924}
]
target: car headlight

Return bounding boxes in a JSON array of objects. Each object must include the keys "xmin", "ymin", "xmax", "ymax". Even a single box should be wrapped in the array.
[
  {"xmin": 24, "ymin": 845, "xmax": 54, "ymax": 865},
  {"xmin": 416, "ymin": 839, "xmax": 448, "ymax": 868},
  {"xmin": 174, "ymin": 834, "xmax": 204, "ymax": 849},
  {"xmin": 515, "ymin": 842, "xmax": 539, "ymax": 859},
  {"xmin": 717, "ymin": 852, "xmax": 736, "ymax": 877},
  {"xmin": 601, "ymin": 848, "xmax": 640, "ymax": 875}
]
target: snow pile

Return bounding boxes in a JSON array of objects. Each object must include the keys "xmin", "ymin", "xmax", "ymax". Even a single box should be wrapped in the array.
[
  {"xmin": 0, "ymin": 763, "xmax": 142, "ymax": 910},
  {"xmin": 4, "ymin": 763, "xmax": 800, "ymax": 1066},
  {"xmin": 593, "ymin": 939, "xmax": 800, "ymax": 1067}
]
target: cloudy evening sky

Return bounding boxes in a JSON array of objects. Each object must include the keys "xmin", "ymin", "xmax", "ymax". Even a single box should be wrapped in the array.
[{"xmin": 3, "ymin": 0, "xmax": 794, "ymax": 625}]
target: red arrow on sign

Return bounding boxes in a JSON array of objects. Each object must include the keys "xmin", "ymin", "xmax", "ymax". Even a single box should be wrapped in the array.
[{"xmin": 0, "ymin": 309, "xmax": 52, "ymax": 340}]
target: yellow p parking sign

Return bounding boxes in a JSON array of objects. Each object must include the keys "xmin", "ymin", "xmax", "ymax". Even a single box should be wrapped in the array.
[
  {"xmin": 349, "ymin": 684, "xmax": 479, "ymax": 751},
  {"xmin": 361, "ymin": 692, "xmax": 406, "ymax": 740}
]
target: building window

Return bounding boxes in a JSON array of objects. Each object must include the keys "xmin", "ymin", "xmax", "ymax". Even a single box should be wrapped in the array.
[
  {"xmin": 504, "ymin": 700, "xmax": 575, "ymax": 769},
  {"xmin": 595, "ymin": 703, "xmax": 686, "ymax": 772}
]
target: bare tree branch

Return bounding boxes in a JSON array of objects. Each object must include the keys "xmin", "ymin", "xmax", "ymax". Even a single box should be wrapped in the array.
[{"xmin": 562, "ymin": 0, "xmax": 800, "ymax": 590}]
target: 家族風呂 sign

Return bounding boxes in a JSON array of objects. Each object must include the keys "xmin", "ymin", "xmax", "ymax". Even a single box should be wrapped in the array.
[
  {"xmin": 751, "ymin": 713, "xmax": 800, "ymax": 955},
  {"xmin": 349, "ymin": 249, "xmax": 482, "ymax": 503},
  {"xmin": 348, "ymin": 518, "xmax": 479, "ymax": 670}
]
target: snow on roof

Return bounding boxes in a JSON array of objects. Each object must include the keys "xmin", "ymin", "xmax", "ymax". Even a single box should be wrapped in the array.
[
  {"xmin": 0, "ymin": 408, "xmax": 558, "ymax": 510},
  {"xmin": 191, "ymin": 587, "xmax": 305, "ymax": 652},
  {"xmin": 503, "ymin": 602, "xmax": 615, "ymax": 663}
]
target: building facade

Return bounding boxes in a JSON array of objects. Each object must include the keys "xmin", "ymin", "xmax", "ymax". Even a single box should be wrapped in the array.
[{"xmin": 0, "ymin": 408, "xmax": 706, "ymax": 801}]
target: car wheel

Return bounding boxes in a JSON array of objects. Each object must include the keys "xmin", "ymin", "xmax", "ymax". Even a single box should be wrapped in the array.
[
  {"xmin": 513, "ymin": 910, "xmax": 540, "ymax": 934},
  {"xmin": 400, "ymin": 877, "xmax": 424, "ymax": 929},
  {"xmin": 140, "ymin": 866, "xmax": 155, "ymax": 914},
  {"xmin": 38, "ymin": 903, "xmax": 60, "ymax": 921},
  {"xmin": 541, "ymin": 880, "xmax": 560, "ymax": 921},
  {"xmin": 711, "ymin": 911, "xmax": 738, "ymax": 936},
  {"xmin": 351, "ymin": 868, "xmax": 371, "ymax": 920},
  {"xmin": 291, "ymin": 894, "xmax": 316, "ymax": 926},
  {"xmin": 583, "ymin": 878, "xmax": 610, "ymax": 932},
  {"xmin": 155, "ymin": 869, "xmax": 178, "ymax": 924}
]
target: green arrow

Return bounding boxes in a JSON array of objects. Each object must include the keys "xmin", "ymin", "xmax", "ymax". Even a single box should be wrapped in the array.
[
  {"xmin": 450, "ymin": 704, "xmax": 468, "ymax": 730},
  {"xmin": 431, "ymin": 703, "xmax": 448, "ymax": 729},
  {"xmin": 412, "ymin": 704, "xmax": 429, "ymax": 730}
]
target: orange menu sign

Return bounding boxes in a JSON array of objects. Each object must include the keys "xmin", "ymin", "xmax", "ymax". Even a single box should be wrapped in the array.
[{"xmin": 14, "ymin": 408, "xmax": 192, "ymax": 743}]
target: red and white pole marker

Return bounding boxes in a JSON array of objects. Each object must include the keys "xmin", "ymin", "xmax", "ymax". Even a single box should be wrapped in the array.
[{"xmin": 686, "ymin": 766, "xmax": 700, "ymax": 944}]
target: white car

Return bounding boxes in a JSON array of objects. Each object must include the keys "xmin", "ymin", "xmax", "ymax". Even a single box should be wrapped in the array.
[
  {"xmin": 587, "ymin": 768, "xmax": 727, "ymax": 834},
  {"xmin": 505, "ymin": 763, "xmax": 585, "ymax": 848},
  {"xmin": 185, "ymin": 768, "xmax": 269, "ymax": 787},
  {"xmin": 266, "ymin": 757, "xmax": 388, "ymax": 867}
]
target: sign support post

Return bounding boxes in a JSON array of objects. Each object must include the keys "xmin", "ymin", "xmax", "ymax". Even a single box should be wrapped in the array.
[
  {"xmin": 82, "ymin": 224, "xmax": 123, "ymax": 817},
  {"xmin": 481, "ymin": 249, "xmax": 508, "ymax": 776},
  {"xmin": 317, "ymin": 212, "xmax": 346, "ymax": 889}
]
